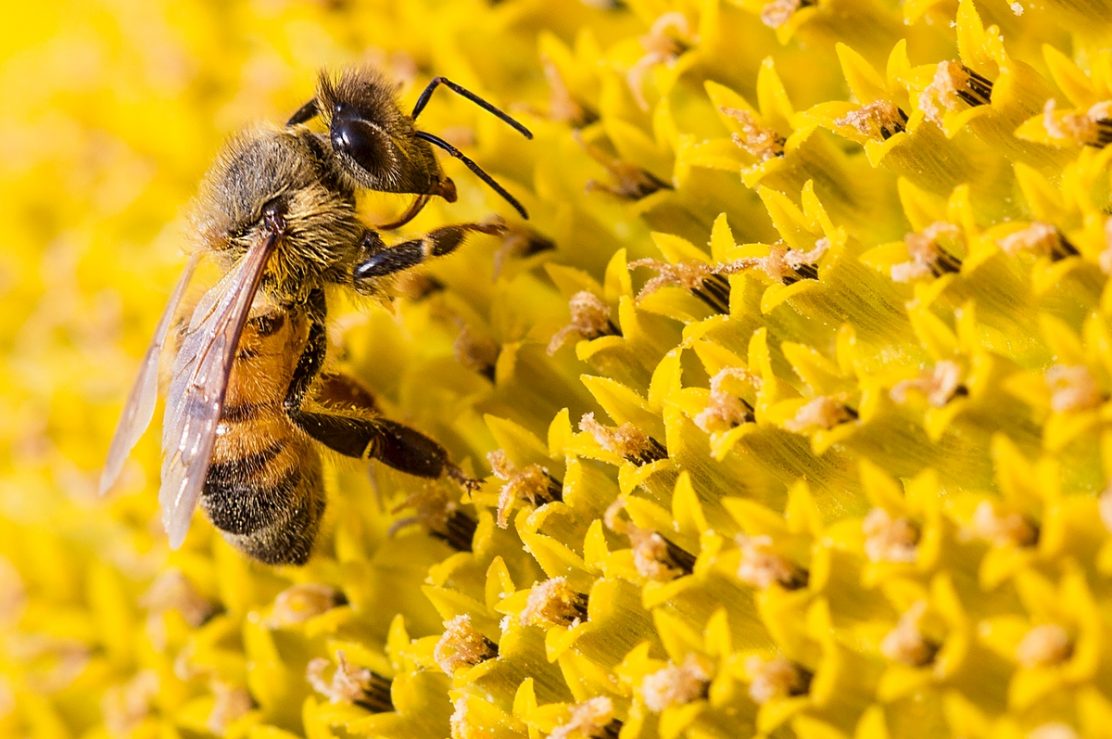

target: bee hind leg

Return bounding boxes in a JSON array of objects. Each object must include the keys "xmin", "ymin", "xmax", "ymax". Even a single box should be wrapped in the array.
[
  {"xmin": 353, "ymin": 220, "xmax": 505, "ymax": 282},
  {"xmin": 284, "ymin": 312, "xmax": 478, "ymax": 489}
]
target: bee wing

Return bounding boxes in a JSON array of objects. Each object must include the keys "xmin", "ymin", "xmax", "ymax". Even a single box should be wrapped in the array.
[
  {"xmin": 100, "ymin": 254, "xmax": 202, "ymax": 495},
  {"xmin": 160, "ymin": 233, "xmax": 279, "ymax": 548}
]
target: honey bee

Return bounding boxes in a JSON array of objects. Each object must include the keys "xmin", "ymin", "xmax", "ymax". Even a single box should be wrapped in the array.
[{"xmin": 100, "ymin": 68, "xmax": 532, "ymax": 564}]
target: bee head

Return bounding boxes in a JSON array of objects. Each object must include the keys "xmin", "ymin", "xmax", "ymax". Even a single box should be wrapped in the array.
[{"xmin": 313, "ymin": 68, "xmax": 456, "ymax": 202}]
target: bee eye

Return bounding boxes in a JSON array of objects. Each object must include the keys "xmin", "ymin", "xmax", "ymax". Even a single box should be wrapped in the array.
[{"xmin": 330, "ymin": 114, "xmax": 392, "ymax": 181}]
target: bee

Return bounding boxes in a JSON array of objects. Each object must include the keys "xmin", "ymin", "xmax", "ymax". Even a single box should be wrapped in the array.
[{"xmin": 100, "ymin": 67, "xmax": 532, "ymax": 564}]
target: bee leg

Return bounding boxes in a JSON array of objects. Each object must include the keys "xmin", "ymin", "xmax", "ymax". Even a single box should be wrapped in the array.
[
  {"xmin": 353, "ymin": 220, "xmax": 506, "ymax": 281},
  {"xmin": 284, "ymin": 311, "xmax": 476, "ymax": 488},
  {"xmin": 286, "ymin": 98, "xmax": 319, "ymax": 126}
]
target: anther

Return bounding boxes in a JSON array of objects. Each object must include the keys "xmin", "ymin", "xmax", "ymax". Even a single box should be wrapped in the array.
[
  {"xmin": 488, "ymin": 450, "xmax": 563, "ymax": 528},
  {"xmin": 641, "ymin": 656, "xmax": 710, "ymax": 712},
  {"xmin": 520, "ymin": 577, "xmax": 589, "ymax": 627},
  {"xmin": 434, "ymin": 615, "xmax": 498, "ymax": 674},
  {"xmin": 548, "ymin": 291, "xmax": 620, "ymax": 355},
  {"xmin": 579, "ymin": 412, "xmax": 668, "ymax": 465}
]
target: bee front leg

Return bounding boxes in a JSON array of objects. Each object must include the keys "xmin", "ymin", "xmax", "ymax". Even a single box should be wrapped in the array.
[
  {"xmin": 284, "ymin": 308, "xmax": 477, "ymax": 489},
  {"xmin": 352, "ymin": 220, "xmax": 505, "ymax": 281}
]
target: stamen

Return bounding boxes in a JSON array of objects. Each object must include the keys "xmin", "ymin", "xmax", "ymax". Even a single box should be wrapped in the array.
[
  {"xmin": 520, "ymin": 577, "xmax": 589, "ymax": 627},
  {"xmin": 863, "ymin": 508, "xmax": 919, "ymax": 563},
  {"xmin": 579, "ymin": 412, "xmax": 668, "ymax": 465},
  {"xmin": 208, "ymin": 681, "xmax": 255, "ymax": 735},
  {"xmin": 548, "ymin": 291, "xmax": 619, "ymax": 355},
  {"xmin": 543, "ymin": 58, "xmax": 597, "ymax": 127},
  {"xmin": 140, "ymin": 570, "xmax": 218, "ymax": 627},
  {"xmin": 1100, "ymin": 485, "xmax": 1112, "ymax": 533},
  {"xmin": 434, "ymin": 615, "xmax": 498, "ymax": 674},
  {"xmin": 694, "ymin": 367, "xmax": 759, "ymax": 433},
  {"xmin": 970, "ymin": 501, "xmax": 1039, "ymax": 547},
  {"xmin": 890, "ymin": 360, "xmax": 965, "ymax": 406},
  {"xmin": 760, "ymin": 0, "xmax": 815, "ymax": 28},
  {"xmin": 920, "ymin": 61, "xmax": 994, "ymax": 124},
  {"xmin": 892, "ymin": 222, "xmax": 963, "ymax": 282},
  {"xmin": 736, "ymin": 535, "xmax": 808, "ymax": 589},
  {"xmin": 835, "ymin": 101, "xmax": 909, "ymax": 142},
  {"xmin": 1016, "ymin": 624, "xmax": 1073, "ymax": 668},
  {"xmin": 453, "ymin": 320, "xmax": 499, "ymax": 381},
  {"xmin": 488, "ymin": 449, "xmax": 562, "ymax": 528},
  {"xmin": 269, "ymin": 583, "xmax": 345, "ymax": 627},
  {"xmin": 1046, "ymin": 364, "xmax": 1102, "ymax": 413},
  {"xmin": 307, "ymin": 652, "xmax": 393, "ymax": 712},
  {"xmin": 549, "ymin": 697, "xmax": 620, "ymax": 739},
  {"xmin": 628, "ymin": 258, "xmax": 738, "ymax": 312},
  {"xmin": 746, "ymin": 656, "xmax": 811, "ymax": 703},
  {"xmin": 103, "ymin": 671, "xmax": 160, "ymax": 736},
  {"xmin": 880, "ymin": 602, "xmax": 940, "ymax": 666},
  {"xmin": 641, "ymin": 656, "xmax": 710, "ymax": 712},
  {"xmin": 785, "ymin": 396, "xmax": 855, "ymax": 432},
  {"xmin": 493, "ymin": 225, "xmax": 555, "ymax": 276},
  {"xmin": 578, "ymin": 132, "xmax": 672, "ymax": 200},
  {"xmin": 605, "ymin": 500, "xmax": 695, "ymax": 580},
  {"xmin": 998, "ymin": 222, "xmax": 1078, "ymax": 261},
  {"xmin": 391, "ymin": 489, "xmax": 477, "ymax": 552},
  {"xmin": 722, "ymin": 107, "xmax": 786, "ymax": 161},
  {"xmin": 1042, "ymin": 99, "xmax": 1112, "ymax": 148},
  {"xmin": 627, "ymin": 12, "xmax": 693, "ymax": 111}
]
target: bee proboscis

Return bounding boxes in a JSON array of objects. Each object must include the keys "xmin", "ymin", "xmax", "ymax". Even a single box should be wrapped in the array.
[{"xmin": 101, "ymin": 67, "xmax": 532, "ymax": 564}]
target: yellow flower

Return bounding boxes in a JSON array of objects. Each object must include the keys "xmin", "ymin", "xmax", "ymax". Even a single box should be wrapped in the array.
[{"xmin": 4, "ymin": 0, "xmax": 1112, "ymax": 736}]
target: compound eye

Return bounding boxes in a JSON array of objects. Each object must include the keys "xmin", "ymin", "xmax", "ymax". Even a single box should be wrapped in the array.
[{"xmin": 331, "ymin": 114, "xmax": 393, "ymax": 183}]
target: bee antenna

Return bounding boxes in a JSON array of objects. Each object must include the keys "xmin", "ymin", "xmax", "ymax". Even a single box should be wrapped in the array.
[
  {"xmin": 415, "ymin": 131, "xmax": 529, "ymax": 220},
  {"xmin": 411, "ymin": 77, "xmax": 533, "ymax": 140}
]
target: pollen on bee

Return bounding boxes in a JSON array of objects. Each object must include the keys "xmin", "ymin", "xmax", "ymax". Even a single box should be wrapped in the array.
[
  {"xmin": 880, "ymin": 602, "xmax": 940, "ymax": 667},
  {"xmin": 434, "ymin": 615, "xmax": 498, "ymax": 674},
  {"xmin": 579, "ymin": 412, "xmax": 668, "ymax": 465},
  {"xmin": 488, "ymin": 449, "xmax": 561, "ymax": 528},
  {"xmin": 520, "ymin": 576, "xmax": 588, "ymax": 627},
  {"xmin": 745, "ymin": 656, "xmax": 811, "ymax": 704},
  {"xmin": 549, "ymin": 697, "xmax": 619, "ymax": 739},
  {"xmin": 862, "ymin": 508, "xmax": 920, "ymax": 563},
  {"xmin": 835, "ymin": 101, "xmax": 909, "ymax": 142},
  {"xmin": 548, "ymin": 290, "xmax": 618, "ymax": 355},
  {"xmin": 641, "ymin": 655, "xmax": 710, "ymax": 712}
]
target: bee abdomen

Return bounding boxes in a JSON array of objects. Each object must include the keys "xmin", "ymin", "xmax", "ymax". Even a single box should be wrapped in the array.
[{"xmin": 202, "ymin": 417, "xmax": 327, "ymax": 564}]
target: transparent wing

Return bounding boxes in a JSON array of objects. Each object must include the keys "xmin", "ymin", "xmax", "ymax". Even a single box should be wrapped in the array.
[
  {"xmin": 160, "ymin": 234, "xmax": 278, "ymax": 548},
  {"xmin": 100, "ymin": 254, "xmax": 201, "ymax": 495}
]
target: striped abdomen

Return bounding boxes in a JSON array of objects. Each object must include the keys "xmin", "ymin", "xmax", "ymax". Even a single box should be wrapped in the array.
[{"xmin": 201, "ymin": 304, "xmax": 325, "ymax": 564}]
